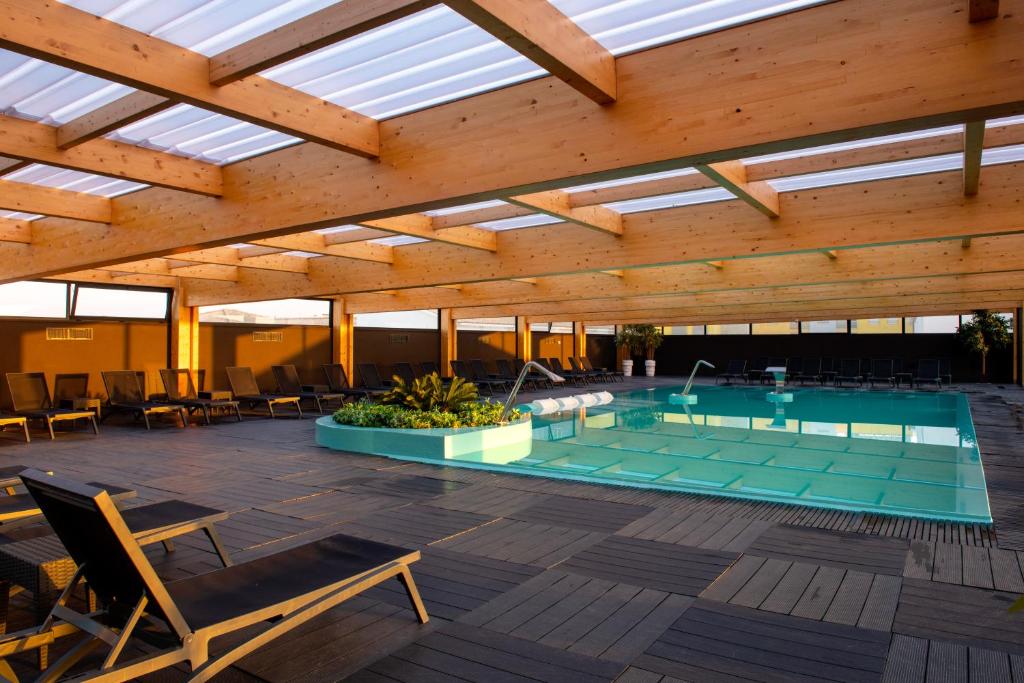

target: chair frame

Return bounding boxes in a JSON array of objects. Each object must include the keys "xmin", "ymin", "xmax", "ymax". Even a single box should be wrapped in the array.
[
  {"xmin": 159, "ymin": 369, "xmax": 241, "ymax": 425},
  {"xmin": 225, "ymin": 367, "xmax": 303, "ymax": 419},
  {"xmin": 716, "ymin": 360, "xmax": 748, "ymax": 385},
  {"xmin": 101, "ymin": 371, "xmax": 187, "ymax": 430},
  {"xmin": 272, "ymin": 364, "xmax": 344, "ymax": 414},
  {"xmin": 321, "ymin": 364, "xmax": 374, "ymax": 400},
  {"xmin": 5, "ymin": 372, "xmax": 99, "ymax": 439}
]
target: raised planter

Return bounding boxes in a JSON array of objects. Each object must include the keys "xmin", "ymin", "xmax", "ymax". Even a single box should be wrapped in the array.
[{"xmin": 314, "ymin": 415, "xmax": 533, "ymax": 465}]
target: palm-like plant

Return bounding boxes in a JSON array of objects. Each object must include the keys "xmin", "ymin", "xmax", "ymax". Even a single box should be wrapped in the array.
[{"xmin": 381, "ymin": 372, "xmax": 478, "ymax": 411}]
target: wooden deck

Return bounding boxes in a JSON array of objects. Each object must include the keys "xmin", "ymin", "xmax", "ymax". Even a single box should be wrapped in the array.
[{"xmin": 0, "ymin": 378, "xmax": 1023, "ymax": 681}]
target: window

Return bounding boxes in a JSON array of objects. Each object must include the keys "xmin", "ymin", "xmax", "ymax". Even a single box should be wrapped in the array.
[
  {"xmin": 531, "ymin": 322, "xmax": 573, "ymax": 333},
  {"xmin": 801, "ymin": 320, "xmax": 847, "ymax": 333},
  {"xmin": 200, "ymin": 298, "xmax": 329, "ymax": 325},
  {"xmin": 960, "ymin": 312, "xmax": 1013, "ymax": 332},
  {"xmin": 905, "ymin": 315, "xmax": 960, "ymax": 334},
  {"xmin": 354, "ymin": 309, "xmax": 438, "ymax": 329},
  {"xmin": 457, "ymin": 317, "xmax": 515, "ymax": 331},
  {"xmin": 73, "ymin": 286, "xmax": 168, "ymax": 319},
  {"xmin": 851, "ymin": 318, "xmax": 902, "ymax": 334},
  {"xmin": 706, "ymin": 324, "xmax": 750, "ymax": 335},
  {"xmin": 752, "ymin": 322, "xmax": 798, "ymax": 335},
  {"xmin": 0, "ymin": 281, "xmax": 67, "ymax": 318},
  {"xmin": 662, "ymin": 325, "xmax": 704, "ymax": 335},
  {"xmin": 585, "ymin": 325, "xmax": 615, "ymax": 335}
]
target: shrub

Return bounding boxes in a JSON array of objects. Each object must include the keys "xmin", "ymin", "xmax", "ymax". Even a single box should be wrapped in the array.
[
  {"xmin": 380, "ymin": 373, "xmax": 478, "ymax": 411},
  {"xmin": 333, "ymin": 398, "xmax": 518, "ymax": 429}
]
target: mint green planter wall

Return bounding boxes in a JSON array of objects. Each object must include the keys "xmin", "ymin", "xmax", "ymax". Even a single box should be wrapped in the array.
[{"xmin": 314, "ymin": 415, "xmax": 533, "ymax": 464}]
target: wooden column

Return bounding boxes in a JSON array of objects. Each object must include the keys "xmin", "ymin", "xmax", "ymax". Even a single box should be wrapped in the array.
[
  {"xmin": 516, "ymin": 316, "xmax": 532, "ymax": 362},
  {"xmin": 170, "ymin": 286, "xmax": 199, "ymax": 374},
  {"xmin": 440, "ymin": 308, "xmax": 457, "ymax": 377},
  {"xmin": 331, "ymin": 298, "xmax": 354, "ymax": 383},
  {"xmin": 573, "ymin": 321, "xmax": 587, "ymax": 359}
]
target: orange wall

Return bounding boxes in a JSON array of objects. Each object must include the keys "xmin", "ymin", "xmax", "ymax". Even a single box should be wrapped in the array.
[{"xmin": 199, "ymin": 323, "xmax": 332, "ymax": 392}]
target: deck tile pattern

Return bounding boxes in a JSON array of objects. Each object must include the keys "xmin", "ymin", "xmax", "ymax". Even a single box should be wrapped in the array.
[
  {"xmin": 746, "ymin": 524, "xmax": 909, "ymax": 575},
  {"xmin": 434, "ymin": 518, "xmax": 608, "ymax": 567},
  {"xmin": 507, "ymin": 495, "xmax": 655, "ymax": 533}
]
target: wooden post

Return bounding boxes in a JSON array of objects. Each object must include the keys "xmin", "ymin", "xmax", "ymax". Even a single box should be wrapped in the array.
[
  {"xmin": 440, "ymin": 308, "xmax": 457, "ymax": 377},
  {"xmin": 516, "ymin": 316, "xmax": 531, "ymax": 362},
  {"xmin": 331, "ymin": 298, "xmax": 354, "ymax": 384},
  {"xmin": 170, "ymin": 286, "xmax": 199, "ymax": 374},
  {"xmin": 573, "ymin": 321, "xmax": 587, "ymax": 359}
]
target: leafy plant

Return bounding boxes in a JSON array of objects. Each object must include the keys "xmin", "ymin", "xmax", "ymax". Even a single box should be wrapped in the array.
[
  {"xmin": 332, "ymin": 399, "xmax": 518, "ymax": 429},
  {"xmin": 956, "ymin": 310, "xmax": 1010, "ymax": 380},
  {"xmin": 380, "ymin": 372, "xmax": 478, "ymax": 411},
  {"xmin": 617, "ymin": 324, "xmax": 664, "ymax": 360}
]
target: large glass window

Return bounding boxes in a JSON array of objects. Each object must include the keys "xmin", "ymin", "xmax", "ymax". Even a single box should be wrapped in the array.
[
  {"xmin": 0, "ymin": 281, "xmax": 67, "ymax": 318},
  {"xmin": 905, "ymin": 315, "xmax": 960, "ymax": 334},
  {"xmin": 706, "ymin": 323, "xmax": 750, "ymax": 335},
  {"xmin": 457, "ymin": 317, "xmax": 515, "ymax": 331},
  {"xmin": 73, "ymin": 286, "xmax": 168, "ymax": 319},
  {"xmin": 353, "ymin": 309, "xmax": 438, "ymax": 329},
  {"xmin": 200, "ymin": 298, "xmax": 329, "ymax": 325},
  {"xmin": 585, "ymin": 325, "xmax": 615, "ymax": 335},
  {"xmin": 851, "ymin": 318, "xmax": 902, "ymax": 334},
  {"xmin": 801, "ymin": 320, "xmax": 847, "ymax": 333},
  {"xmin": 662, "ymin": 325, "xmax": 704, "ymax": 335},
  {"xmin": 531, "ymin": 321, "xmax": 573, "ymax": 333},
  {"xmin": 752, "ymin": 322, "xmax": 798, "ymax": 335}
]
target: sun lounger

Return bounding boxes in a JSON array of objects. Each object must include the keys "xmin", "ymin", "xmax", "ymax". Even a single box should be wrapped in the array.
[
  {"xmin": 514, "ymin": 358, "xmax": 552, "ymax": 389},
  {"xmin": 834, "ymin": 359, "xmax": 863, "ymax": 387},
  {"xmin": 4, "ymin": 470, "xmax": 427, "ymax": 682},
  {"xmin": 226, "ymin": 367, "xmax": 303, "ymax": 418},
  {"xmin": 716, "ymin": 360, "xmax": 747, "ymax": 385},
  {"xmin": 160, "ymin": 369, "xmax": 241, "ymax": 425},
  {"xmin": 914, "ymin": 358, "xmax": 943, "ymax": 389},
  {"xmin": 868, "ymin": 359, "xmax": 896, "ymax": 388},
  {"xmin": 51, "ymin": 373, "xmax": 89, "ymax": 409},
  {"xmin": 392, "ymin": 362, "xmax": 418, "ymax": 386},
  {"xmin": 746, "ymin": 357, "xmax": 768, "ymax": 384},
  {"xmin": 101, "ymin": 371, "xmax": 187, "ymax": 429},
  {"xmin": 0, "ymin": 415, "xmax": 29, "ymax": 443},
  {"xmin": 582, "ymin": 356, "xmax": 622, "ymax": 382},
  {"xmin": 272, "ymin": 364, "xmax": 344, "ymax": 414},
  {"xmin": 569, "ymin": 357, "xmax": 605, "ymax": 383},
  {"xmin": 548, "ymin": 358, "xmax": 586, "ymax": 386},
  {"xmin": 793, "ymin": 357, "xmax": 822, "ymax": 385},
  {"xmin": 321, "ymin": 364, "xmax": 374, "ymax": 399},
  {"xmin": 357, "ymin": 363, "xmax": 394, "ymax": 392},
  {"xmin": 470, "ymin": 359, "xmax": 512, "ymax": 391},
  {"xmin": 5, "ymin": 373, "xmax": 99, "ymax": 439}
]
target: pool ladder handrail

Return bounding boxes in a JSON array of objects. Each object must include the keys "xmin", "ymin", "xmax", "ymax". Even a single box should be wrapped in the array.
[
  {"xmin": 683, "ymin": 360, "xmax": 716, "ymax": 395},
  {"xmin": 500, "ymin": 361, "xmax": 565, "ymax": 423}
]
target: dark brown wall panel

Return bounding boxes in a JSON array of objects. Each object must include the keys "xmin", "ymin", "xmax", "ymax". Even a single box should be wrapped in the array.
[
  {"xmin": 199, "ymin": 323, "xmax": 332, "ymax": 392},
  {"xmin": 353, "ymin": 328, "xmax": 440, "ymax": 383}
]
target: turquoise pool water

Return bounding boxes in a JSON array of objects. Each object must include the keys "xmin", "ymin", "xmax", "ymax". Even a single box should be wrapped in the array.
[{"xmin": 518, "ymin": 386, "xmax": 989, "ymax": 523}]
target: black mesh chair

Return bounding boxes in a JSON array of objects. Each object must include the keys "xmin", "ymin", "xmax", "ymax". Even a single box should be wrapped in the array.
[
  {"xmin": 357, "ymin": 363, "xmax": 393, "ymax": 392},
  {"xmin": 914, "ymin": 359, "xmax": 943, "ymax": 389},
  {"xmin": 225, "ymin": 367, "xmax": 302, "ymax": 419},
  {"xmin": 52, "ymin": 373, "xmax": 89, "ymax": 408},
  {"xmin": 716, "ymin": 360, "xmax": 747, "ymax": 385},
  {"xmin": 321, "ymin": 364, "xmax": 373, "ymax": 399},
  {"xmin": 746, "ymin": 357, "xmax": 768, "ymax": 384},
  {"xmin": 101, "ymin": 371, "xmax": 187, "ymax": 429},
  {"xmin": 514, "ymin": 358, "xmax": 552, "ymax": 389},
  {"xmin": 794, "ymin": 358, "xmax": 821, "ymax": 385},
  {"xmin": 6, "ymin": 372, "xmax": 98, "ymax": 439},
  {"xmin": 582, "ymin": 357, "xmax": 621, "ymax": 382},
  {"xmin": 834, "ymin": 359, "xmax": 863, "ymax": 388},
  {"xmin": 160, "ymin": 369, "xmax": 241, "ymax": 424},
  {"xmin": 272, "ymin": 364, "xmax": 344, "ymax": 414},
  {"xmin": 868, "ymin": 359, "xmax": 896, "ymax": 389},
  {"xmin": 391, "ymin": 362, "xmax": 418, "ymax": 386},
  {"xmin": 548, "ymin": 358, "xmax": 585, "ymax": 386}
]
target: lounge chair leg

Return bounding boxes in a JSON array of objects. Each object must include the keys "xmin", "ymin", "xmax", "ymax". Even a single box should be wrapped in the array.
[
  {"xmin": 295, "ymin": 402, "xmax": 303, "ymax": 419},
  {"xmin": 22, "ymin": 422, "xmax": 30, "ymax": 444},
  {"xmin": 202, "ymin": 525, "xmax": 233, "ymax": 567},
  {"xmin": 162, "ymin": 539, "xmax": 175, "ymax": 553},
  {"xmin": 234, "ymin": 405, "xmax": 242, "ymax": 422},
  {"xmin": 46, "ymin": 418, "xmax": 55, "ymax": 440},
  {"xmin": 267, "ymin": 402, "xmax": 275, "ymax": 419},
  {"xmin": 203, "ymin": 407, "xmax": 211, "ymax": 426},
  {"xmin": 142, "ymin": 412, "xmax": 151, "ymax": 430},
  {"xmin": 90, "ymin": 415, "xmax": 99, "ymax": 435},
  {"xmin": 397, "ymin": 566, "xmax": 429, "ymax": 624}
]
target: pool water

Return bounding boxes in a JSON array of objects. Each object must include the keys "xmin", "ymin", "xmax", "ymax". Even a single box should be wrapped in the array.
[{"xmin": 519, "ymin": 386, "xmax": 989, "ymax": 523}]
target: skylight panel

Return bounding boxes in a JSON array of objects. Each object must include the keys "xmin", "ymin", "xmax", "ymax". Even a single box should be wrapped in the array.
[
  {"xmin": 5, "ymin": 164, "xmax": 147, "ymax": 196},
  {"xmin": 564, "ymin": 168, "xmax": 697, "ymax": 193},
  {"xmin": 425, "ymin": 200, "xmax": 508, "ymax": 216},
  {"xmin": 281, "ymin": 251, "xmax": 322, "ymax": 258},
  {"xmin": 1, "ymin": 211, "xmax": 43, "ymax": 221},
  {"xmin": 605, "ymin": 187, "xmax": 734, "ymax": 213},
  {"xmin": 314, "ymin": 226, "xmax": 365, "ymax": 235},
  {"xmin": 370, "ymin": 236, "xmax": 429, "ymax": 246},
  {"xmin": 476, "ymin": 215, "xmax": 564, "ymax": 231}
]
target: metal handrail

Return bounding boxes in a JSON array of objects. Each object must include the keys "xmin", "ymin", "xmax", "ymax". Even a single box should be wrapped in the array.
[
  {"xmin": 683, "ymin": 360, "xmax": 715, "ymax": 395},
  {"xmin": 500, "ymin": 361, "xmax": 564, "ymax": 422}
]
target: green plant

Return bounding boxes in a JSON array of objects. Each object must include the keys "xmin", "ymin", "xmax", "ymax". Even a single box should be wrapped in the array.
[
  {"xmin": 380, "ymin": 372, "xmax": 478, "ymax": 411},
  {"xmin": 332, "ymin": 398, "xmax": 517, "ymax": 429},
  {"xmin": 619, "ymin": 324, "xmax": 664, "ymax": 360},
  {"xmin": 956, "ymin": 310, "xmax": 1010, "ymax": 379}
]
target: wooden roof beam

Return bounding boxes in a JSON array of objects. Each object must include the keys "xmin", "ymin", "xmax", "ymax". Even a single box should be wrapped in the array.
[
  {"xmin": 0, "ymin": 180, "xmax": 110, "ymax": 223},
  {"xmin": 970, "ymin": 0, "xmax": 1000, "ymax": 21},
  {"xmin": 964, "ymin": 121, "xmax": 985, "ymax": 195},
  {"xmin": 209, "ymin": 0, "xmax": 441, "ymax": 85},
  {"xmin": 696, "ymin": 161, "xmax": 780, "ymax": 218},
  {"xmin": 170, "ymin": 247, "xmax": 311, "ymax": 274},
  {"xmin": 445, "ymin": 0, "xmax": 617, "ymax": 104},
  {"xmin": 56, "ymin": 92, "xmax": 173, "ymax": 150},
  {"xmin": 0, "ymin": 115, "xmax": 222, "ymax": 195},
  {"xmin": 0, "ymin": 217, "xmax": 31, "ymax": 243},
  {"xmin": 357, "ymin": 215, "xmax": 497, "ymax": 251},
  {"xmin": 507, "ymin": 190, "xmax": 623, "ymax": 235},
  {"xmin": 251, "ymin": 234, "xmax": 395, "ymax": 263},
  {"xmin": 100, "ymin": 259, "xmax": 237, "ymax": 281},
  {"xmin": 0, "ymin": 0, "xmax": 379, "ymax": 157}
]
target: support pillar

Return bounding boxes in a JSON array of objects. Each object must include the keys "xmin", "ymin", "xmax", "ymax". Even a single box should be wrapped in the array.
[
  {"xmin": 331, "ymin": 298, "xmax": 354, "ymax": 384},
  {"xmin": 573, "ymin": 322, "xmax": 587, "ymax": 360},
  {"xmin": 440, "ymin": 308, "xmax": 457, "ymax": 377},
  {"xmin": 516, "ymin": 316, "xmax": 532, "ymax": 362},
  {"xmin": 170, "ymin": 286, "xmax": 199, "ymax": 375}
]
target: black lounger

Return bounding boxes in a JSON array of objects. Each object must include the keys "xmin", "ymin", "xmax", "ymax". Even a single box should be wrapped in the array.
[
  {"xmin": 226, "ymin": 366, "xmax": 303, "ymax": 418},
  {"xmin": 160, "ymin": 368, "xmax": 241, "ymax": 424},
  {"xmin": 6, "ymin": 372, "xmax": 99, "ymax": 439},
  {"xmin": 321, "ymin": 363, "xmax": 374, "ymax": 399},
  {"xmin": 716, "ymin": 360, "xmax": 747, "ymax": 385},
  {"xmin": 102, "ymin": 371, "xmax": 187, "ymax": 429},
  {"xmin": 272, "ymin": 364, "xmax": 344, "ymax": 414}
]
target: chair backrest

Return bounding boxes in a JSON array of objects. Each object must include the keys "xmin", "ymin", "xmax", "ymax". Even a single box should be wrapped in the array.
[
  {"xmin": 357, "ymin": 363, "xmax": 385, "ymax": 389},
  {"xmin": 20, "ymin": 470, "xmax": 191, "ymax": 638},
  {"xmin": 539, "ymin": 358, "xmax": 556, "ymax": 372},
  {"xmin": 917, "ymin": 358, "xmax": 940, "ymax": 378},
  {"xmin": 568, "ymin": 357, "xmax": 584, "ymax": 373},
  {"xmin": 495, "ymin": 358, "xmax": 514, "ymax": 379},
  {"xmin": 225, "ymin": 366, "xmax": 261, "ymax": 397},
  {"xmin": 726, "ymin": 359, "xmax": 746, "ymax": 373},
  {"xmin": 321, "ymin": 364, "xmax": 350, "ymax": 391},
  {"xmin": 197, "ymin": 368, "xmax": 206, "ymax": 391},
  {"xmin": 513, "ymin": 358, "xmax": 526, "ymax": 373},
  {"xmin": 939, "ymin": 358, "xmax": 952, "ymax": 374},
  {"xmin": 53, "ymin": 373, "xmax": 89, "ymax": 403},
  {"xmin": 418, "ymin": 361, "xmax": 440, "ymax": 377},
  {"xmin": 102, "ymin": 371, "xmax": 145, "ymax": 404},
  {"xmin": 871, "ymin": 359, "xmax": 893, "ymax": 377},
  {"xmin": 6, "ymin": 372, "xmax": 53, "ymax": 411},
  {"xmin": 580, "ymin": 357, "xmax": 596, "ymax": 371},
  {"xmin": 767, "ymin": 357, "xmax": 787, "ymax": 368},
  {"xmin": 803, "ymin": 357, "xmax": 821, "ymax": 374},
  {"xmin": 159, "ymin": 369, "xmax": 197, "ymax": 401},
  {"xmin": 751, "ymin": 357, "xmax": 768, "ymax": 371},
  {"xmin": 449, "ymin": 360, "xmax": 469, "ymax": 379},
  {"xmin": 469, "ymin": 359, "xmax": 491, "ymax": 380},
  {"xmin": 272, "ymin": 364, "xmax": 302, "ymax": 393},
  {"xmin": 787, "ymin": 357, "xmax": 803, "ymax": 373},
  {"xmin": 840, "ymin": 358, "xmax": 861, "ymax": 376},
  {"xmin": 392, "ymin": 363, "xmax": 417, "ymax": 385}
]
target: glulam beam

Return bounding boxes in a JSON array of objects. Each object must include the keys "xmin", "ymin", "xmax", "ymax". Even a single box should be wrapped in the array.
[
  {"xmin": 56, "ymin": 92, "xmax": 172, "ymax": 150},
  {"xmin": 0, "ymin": 180, "xmax": 110, "ymax": 223},
  {"xmin": 0, "ymin": 0, "xmax": 379, "ymax": 157},
  {"xmin": 964, "ymin": 121, "xmax": 986, "ymax": 195},
  {"xmin": 0, "ymin": 218, "xmax": 31, "ymax": 243},
  {"xmin": 445, "ymin": 0, "xmax": 617, "ymax": 104},
  {"xmin": 507, "ymin": 191, "xmax": 623, "ymax": 235},
  {"xmin": 695, "ymin": 161, "xmax": 780, "ymax": 218},
  {"xmin": 357, "ymin": 216, "xmax": 498, "ymax": 251}
]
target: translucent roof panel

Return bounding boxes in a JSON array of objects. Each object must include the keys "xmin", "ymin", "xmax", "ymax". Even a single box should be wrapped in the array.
[
  {"xmin": 564, "ymin": 168, "xmax": 697, "ymax": 193},
  {"xmin": 6, "ymin": 164, "xmax": 146, "ymax": 197},
  {"xmin": 476, "ymin": 215, "xmax": 564, "ymax": 231},
  {"xmin": 605, "ymin": 187, "xmax": 734, "ymax": 213},
  {"xmin": 425, "ymin": 200, "xmax": 508, "ymax": 217},
  {"xmin": 370, "ymin": 236, "xmax": 429, "ymax": 247}
]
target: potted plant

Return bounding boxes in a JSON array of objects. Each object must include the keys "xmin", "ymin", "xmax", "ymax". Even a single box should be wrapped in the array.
[
  {"xmin": 631, "ymin": 324, "xmax": 664, "ymax": 377},
  {"xmin": 614, "ymin": 327, "xmax": 638, "ymax": 376},
  {"xmin": 956, "ymin": 310, "xmax": 1010, "ymax": 381}
]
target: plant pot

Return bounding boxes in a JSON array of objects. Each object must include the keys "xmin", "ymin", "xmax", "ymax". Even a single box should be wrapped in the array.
[
  {"xmin": 622, "ymin": 359, "xmax": 633, "ymax": 377},
  {"xmin": 645, "ymin": 360, "xmax": 656, "ymax": 377}
]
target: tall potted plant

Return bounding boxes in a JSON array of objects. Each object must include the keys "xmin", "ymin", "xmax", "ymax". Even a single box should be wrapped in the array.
[
  {"xmin": 632, "ymin": 324, "xmax": 665, "ymax": 377},
  {"xmin": 614, "ymin": 327, "xmax": 638, "ymax": 377},
  {"xmin": 956, "ymin": 310, "xmax": 1010, "ymax": 380}
]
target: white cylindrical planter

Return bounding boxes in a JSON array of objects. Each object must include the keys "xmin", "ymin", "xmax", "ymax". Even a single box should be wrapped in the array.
[
  {"xmin": 622, "ymin": 359, "xmax": 634, "ymax": 377},
  {"xmin": 645, "ymin": 360, "xmax": 656, "ymax": 377}
]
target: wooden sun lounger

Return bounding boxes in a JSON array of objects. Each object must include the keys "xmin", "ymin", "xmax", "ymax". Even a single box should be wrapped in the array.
[
  {"xmin": 225, "ymin": 367, "xmax": 303, "ymax": 418},
  {"xmin": 1, "ymin": 470, "xmax": 427, "ymax": 683}
]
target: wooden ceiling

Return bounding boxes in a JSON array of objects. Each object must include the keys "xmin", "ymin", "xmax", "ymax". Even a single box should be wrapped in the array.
[{"xmin": 0, "ymin": 0, "xmax": 1022, "ymax": 325}]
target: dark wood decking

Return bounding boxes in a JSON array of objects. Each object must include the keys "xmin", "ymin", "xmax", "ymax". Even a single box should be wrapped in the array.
[{"xmin": 0, "ymin": 378, "xmax": 1022, "ymax": 681}]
